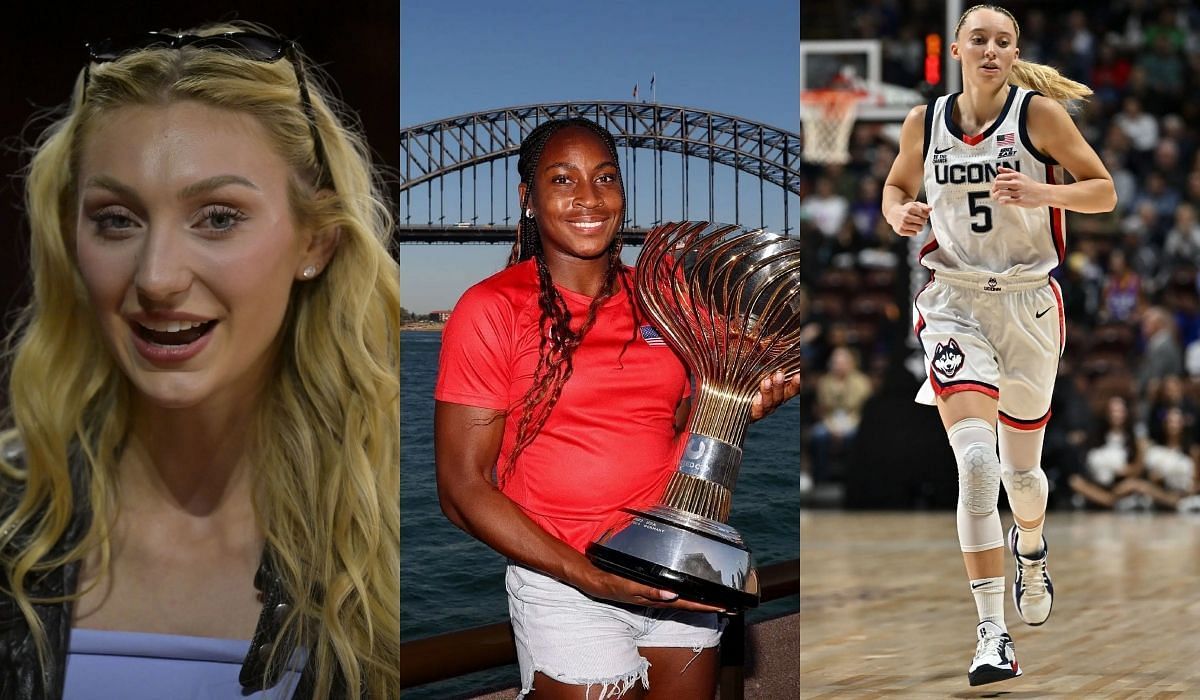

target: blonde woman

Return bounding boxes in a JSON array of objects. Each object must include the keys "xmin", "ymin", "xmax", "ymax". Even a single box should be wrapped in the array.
[
  {"xmin": 0, "ymin": 24, "xmax": 400, "ymax": 699},
  {"xmin": 882, "ymin": 4, "xmax": 1115, "ymax": 687}
]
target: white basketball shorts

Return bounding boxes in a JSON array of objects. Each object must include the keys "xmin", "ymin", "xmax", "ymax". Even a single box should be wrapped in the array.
[{"xmin": 913, "ymin": 270, "xmax": 1064, "ymax": 430}]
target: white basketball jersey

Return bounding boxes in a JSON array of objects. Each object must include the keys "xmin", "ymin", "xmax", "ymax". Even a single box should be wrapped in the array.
[{"xmin": 919, "ymin": 85, "xmax": 1066, "ymax": 277}]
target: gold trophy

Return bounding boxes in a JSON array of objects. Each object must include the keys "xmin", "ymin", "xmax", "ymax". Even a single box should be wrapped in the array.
[{"xmin": 587, "ymin": 221, "xmax": 805, "ymax": 609}]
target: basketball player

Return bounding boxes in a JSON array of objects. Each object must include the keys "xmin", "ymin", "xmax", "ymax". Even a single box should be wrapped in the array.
[{"xmin": 881, "ymin": 4, "xmax": 1116, "ymax": 687}]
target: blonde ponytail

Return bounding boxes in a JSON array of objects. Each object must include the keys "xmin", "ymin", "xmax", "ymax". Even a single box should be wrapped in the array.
[{"xmin": 1010, "ymin": 59, "xmax": 1092, "ymax": 108}]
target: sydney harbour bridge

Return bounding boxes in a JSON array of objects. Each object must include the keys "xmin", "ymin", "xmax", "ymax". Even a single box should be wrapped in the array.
[{"xmin": 397, "ymin": 101, "xmax": 801, "ymax": 244}]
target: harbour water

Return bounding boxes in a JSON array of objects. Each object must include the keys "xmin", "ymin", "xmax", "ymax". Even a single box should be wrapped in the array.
[{"xmin": 400, "ymin": 330, "xmax": 801, "ymax": 698}]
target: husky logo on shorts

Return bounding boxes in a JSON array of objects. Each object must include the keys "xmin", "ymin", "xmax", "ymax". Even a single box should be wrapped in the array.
[{"xmin": 932, "ymin": 338, "xmax": 965, "ymax": 378}]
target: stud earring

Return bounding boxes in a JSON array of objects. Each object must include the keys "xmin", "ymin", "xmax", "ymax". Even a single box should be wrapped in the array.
[{"xmin": 302, "ymin": 265, "xmax": 317, "ymax": 279}]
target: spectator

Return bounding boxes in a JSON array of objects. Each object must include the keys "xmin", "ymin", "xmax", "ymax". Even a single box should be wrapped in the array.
[
  {"xmin": 1163, "ymin": 203, "xmax": 1200, "ymax": 264},
  {"xmin": 1122, "ymin": 225, "xmax": 1166, "ymax": 297},
  {"xmin": 849, "ymin": 176, "xmax": 882, "ymax": 241},
  {"xmin": 1136, "ymin": 306, "xmax": 1185, "ymax": 402},
  {"xmin": 1113, "ymin": 96, "xmax": 1159, "ymax": 160},
  {"xmin": 1143, "ymin": 7, "xmax": 1189, "ymax": 53},
  {"xmin": 1161, "ymin": 114, "xmax": 1196, "ymax": 170},
  {"xmin": 799, "ymin": 176, "xmax": 849, "ymax": 239},
  {"xmin": 1145, "ymin": 374, "xmax": 1198, "ymax": 443},
  {"xmin": 807, "ymin": 346, "xmax": 873, "ymax": 492},
  {"xmin": 1136, "ymin": 33, "xmax": 1186, "ymax": 113},
  {"xmin": 821, "ymin": 219, "xmax": 860, "ymax": 270},
  {"xmin": 1137, "ymin": 407, "xmax": 1199, "ymax": 510},
  {"xmin": 1185, "ymin": 171, "xmax": 1200, "ymax": 210},
  {"xmin": 1057, "ymin": 252, "xmax": 1102, "ymax": 329},
  {"xmin": 858, "ymin": 217, "xmax": 902, "ymax": 270},
  {"xmin": 1101, "ymin": 248, "xmax": 1144, "ymax": 322},
  {"xmin": 1131, "ymin": 172, "xmax": 1181, "ymax": 231},
  {"xmin": 1063, "ymin": 10, "xmax": 1096, "ymax": 80},
  {"xmin": 1152, "ymin": 138, "xmax": 1186, "ymax": 185},
  {"xmin": 1071, "ymin": 396, "xmax": 1144, "ymax": 507},
  {"xmin": 1090, "ymin": 44, "xmax": 1132, "ymax": 110}
]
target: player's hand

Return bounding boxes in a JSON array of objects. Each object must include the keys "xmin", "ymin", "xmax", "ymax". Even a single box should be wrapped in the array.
[
  {"xmin": 576, "ymin": 563, "xmax": 725, "ymax": 612},
  {"xmin": 751, "ymin": 370, "xmax": 801, "ymax": 421},
  {"xmin": 991, "ymin": 166, "xmax": 1048, "ymax": 208},
  {"xmin": 885, "ymin": 201, "xmax": 932, "ymax": 236}
]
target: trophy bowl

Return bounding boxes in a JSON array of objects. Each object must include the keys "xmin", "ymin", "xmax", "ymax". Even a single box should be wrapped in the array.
[{"xmin": 586, "ymin": 221, "xmax": 805, "ymax": 610}]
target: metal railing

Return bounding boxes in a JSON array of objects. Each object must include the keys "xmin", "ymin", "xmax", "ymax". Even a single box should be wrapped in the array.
[{"xmin": 399, "ymin": 558, "xmax": 800, "ymax": 698}]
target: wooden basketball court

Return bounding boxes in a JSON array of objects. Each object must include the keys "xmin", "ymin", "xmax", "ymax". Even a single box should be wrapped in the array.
[{"xmin": 799, "ymin": 511, "xmax": 1200, "ymax": 698}]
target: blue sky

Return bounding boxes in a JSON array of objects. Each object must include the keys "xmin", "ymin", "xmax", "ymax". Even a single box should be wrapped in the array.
[{"xmin": 399, "ymin": 0, "xmax": 800, "ymax": 312}]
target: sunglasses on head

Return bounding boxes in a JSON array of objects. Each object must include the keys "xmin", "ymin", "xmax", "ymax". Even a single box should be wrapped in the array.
[{"xmin": 83, "ymin": 31, "xmax": 329, "ymax": 186}]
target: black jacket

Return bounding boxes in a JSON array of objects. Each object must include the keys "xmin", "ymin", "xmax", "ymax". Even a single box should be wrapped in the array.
[{"xmin": 0, "ymin": 442, "xmax": 320, "ymax": 699}]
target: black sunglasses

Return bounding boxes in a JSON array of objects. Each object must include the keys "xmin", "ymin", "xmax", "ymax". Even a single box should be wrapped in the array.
[{"xmin": 83, "ymin": 31, "xmax": 329, "ymax": 186}]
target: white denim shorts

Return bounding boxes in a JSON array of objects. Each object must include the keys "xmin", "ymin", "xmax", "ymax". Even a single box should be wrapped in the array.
[{"xmin": 505, "ymin": 564, "xmax": 724, "ymax": 699}]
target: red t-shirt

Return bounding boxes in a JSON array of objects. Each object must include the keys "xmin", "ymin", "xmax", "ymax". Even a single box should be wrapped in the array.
[{"xmin": 435, "ymin": 259, "xmax": 689, "ymax": 552}]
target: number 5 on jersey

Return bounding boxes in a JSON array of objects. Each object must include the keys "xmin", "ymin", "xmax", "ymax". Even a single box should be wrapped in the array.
[{"xmin": 968, "ymin": 191, "xmax": 993, "ymax": 233}]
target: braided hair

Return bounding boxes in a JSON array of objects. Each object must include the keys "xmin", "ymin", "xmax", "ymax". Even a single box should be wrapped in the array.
[{"xmin": 499, "ymin": 117, "xmax": 636, "ymax": 486}]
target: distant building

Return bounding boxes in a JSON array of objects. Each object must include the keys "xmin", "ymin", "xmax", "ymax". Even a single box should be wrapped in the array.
[{"xmin": 431, "ymin": 309, "xmax": 453, "ymax": 322}]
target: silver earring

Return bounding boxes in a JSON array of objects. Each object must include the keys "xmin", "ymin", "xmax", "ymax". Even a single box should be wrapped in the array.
[
  {"xmin": 302, "ymin": 265, "xmax": 317, "ymax": 279},
  {"xmin": 525, "ymin": 208, "xmax": 534, "ymax": 219}
]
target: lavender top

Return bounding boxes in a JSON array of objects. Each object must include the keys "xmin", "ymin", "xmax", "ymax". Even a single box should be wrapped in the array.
[{"xmin": 64, "ymin": 628, "xmax": 303, "ymax": 699}]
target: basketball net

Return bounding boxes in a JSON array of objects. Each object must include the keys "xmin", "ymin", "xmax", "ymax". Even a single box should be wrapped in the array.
[{"xmin": 800, "ymin": 89, "xmax": 866, "ymax": 165}]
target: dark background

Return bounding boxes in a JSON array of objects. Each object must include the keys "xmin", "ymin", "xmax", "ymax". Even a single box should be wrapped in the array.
[{"xmin": 1, "ymin": 2, "xmax": 399, "ymax": 404}]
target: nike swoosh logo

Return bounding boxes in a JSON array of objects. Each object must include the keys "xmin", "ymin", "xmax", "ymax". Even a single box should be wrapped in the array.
[
  {"xmin": 934, "ymin": 146, "xmax": 954, "ymax": 154},
  {"xmin": 971, "ymin": 581, "xmax": 989, "ymax": 589},
  {"xmin": 1035, "ymin": 306, "xmax": 1053, "ymax": 318}
]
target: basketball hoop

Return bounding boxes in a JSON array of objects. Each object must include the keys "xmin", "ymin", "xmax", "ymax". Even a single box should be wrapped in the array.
[{"xmin": 801, "ymin": 89, "xmax": 866, "ymax": 165}]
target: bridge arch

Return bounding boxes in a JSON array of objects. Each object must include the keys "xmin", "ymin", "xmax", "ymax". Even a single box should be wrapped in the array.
[
  {"xmin": 400, "ymin": 101, "xmax": 800, "ymax": 194},
  {"xmin": 399, "ymin": 102, "xmax": 801, "ymax": 242}
]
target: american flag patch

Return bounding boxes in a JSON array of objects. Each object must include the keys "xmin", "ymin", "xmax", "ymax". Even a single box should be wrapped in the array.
[
  {"xmin": 640, "ymin": 325, "xmax": 667, "ymax": 347},
  {"xmin": 997, "ymin": 133, "xmax": 1015, "ymax": 146}
]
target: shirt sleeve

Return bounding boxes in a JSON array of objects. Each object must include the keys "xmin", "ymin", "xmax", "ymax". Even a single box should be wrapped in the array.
[{"xmin": 434, "ymin": 284, "xmax": 514, "ymax": 410}]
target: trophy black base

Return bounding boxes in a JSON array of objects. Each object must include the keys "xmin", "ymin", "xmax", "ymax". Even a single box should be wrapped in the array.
[
  {"xmin": 586, "ymin": 506, "xmax": 760, "ymax": 611},
  {"xmin": 587, "ymin": 544, "xmax": 759, "ymax": 610}
]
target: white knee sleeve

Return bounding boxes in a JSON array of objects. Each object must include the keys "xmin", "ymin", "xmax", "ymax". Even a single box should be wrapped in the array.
[
  {"xmin": 959, "ymin": 441, "xmax": 1001, "ymax": 514},
  {"xmin": 1001, "ymin": 464, "xmax": 1048, "ymax": 522},
  {"xmin": 948, "ymin": 418, "xmax": 1003, "ymax": 552},
  {"xmin": 999, "ymin": 424, "xmax": 1049, "ymax": 522},
  {"xmin": 949, "ymin": 418, "xmax": 1000, "ymax": 515},
  {"xmin": 956, "ymin": 501, "xmax": 1003, "ymax": 552}
]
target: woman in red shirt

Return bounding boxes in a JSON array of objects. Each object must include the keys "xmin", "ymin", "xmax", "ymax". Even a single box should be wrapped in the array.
[{"xmin": 435, "ymin": 117, "xmax": 797, "ymax": 699}]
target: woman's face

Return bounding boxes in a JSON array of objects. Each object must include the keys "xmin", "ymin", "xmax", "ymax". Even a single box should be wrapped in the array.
[
  {"xmin": 75, "ymin": 101, "xmax": 317, "ymax": 411},
  {"xmin": 523, "ymin": 126, "xmax": 623, "ymax": 263},
  {"xmin": 1165, "ymin": 408, "xmax": 1184, "ymax": 437},
  {"xmin": 952, "ymin": 8, "xmax": 1020, "ymax": 86},
  {"xmin": 1108, "ymin": 397, "xmax": 1127, "ymax": 426},
  {"xmin": 1163, "ymin": 375, "xmax": 1184, "ymax": 402}
]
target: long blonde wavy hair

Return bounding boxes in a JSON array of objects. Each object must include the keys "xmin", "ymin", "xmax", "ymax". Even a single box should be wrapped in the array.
[
  {"xmin": 0, "ymin": 22, "xmax": 400, "ymax": 697},
  {"xmin": 955, "ymin": 4, "xmax": 1093, "ymax": 107}
]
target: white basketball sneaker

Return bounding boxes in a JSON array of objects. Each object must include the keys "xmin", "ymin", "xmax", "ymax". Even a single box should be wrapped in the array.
[
  {"xmin": 968, "ymin": 621, "xmax": 1022, "ymax": 686},
  {"xmin": 1008, "ymin": 525, "xmax": 1054, "ymax": 625}
]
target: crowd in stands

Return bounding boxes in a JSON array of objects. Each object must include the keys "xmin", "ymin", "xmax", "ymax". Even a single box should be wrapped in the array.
[{"xmin": 798, "ymin": 0, "xmax": 1200, "ymax": 512}]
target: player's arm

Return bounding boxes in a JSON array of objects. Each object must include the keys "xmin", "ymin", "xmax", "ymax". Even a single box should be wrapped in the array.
[
  {"xmin": 992, "ymin": 96, "xmax": 1116, "ymax": 213},
  {"xmin": 882, "ymin": 105, "xmax": 932, "ymax": 236},
  {"xmin": 434, "ymin": 401, "xmax": 593, "ymax": 581}
]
